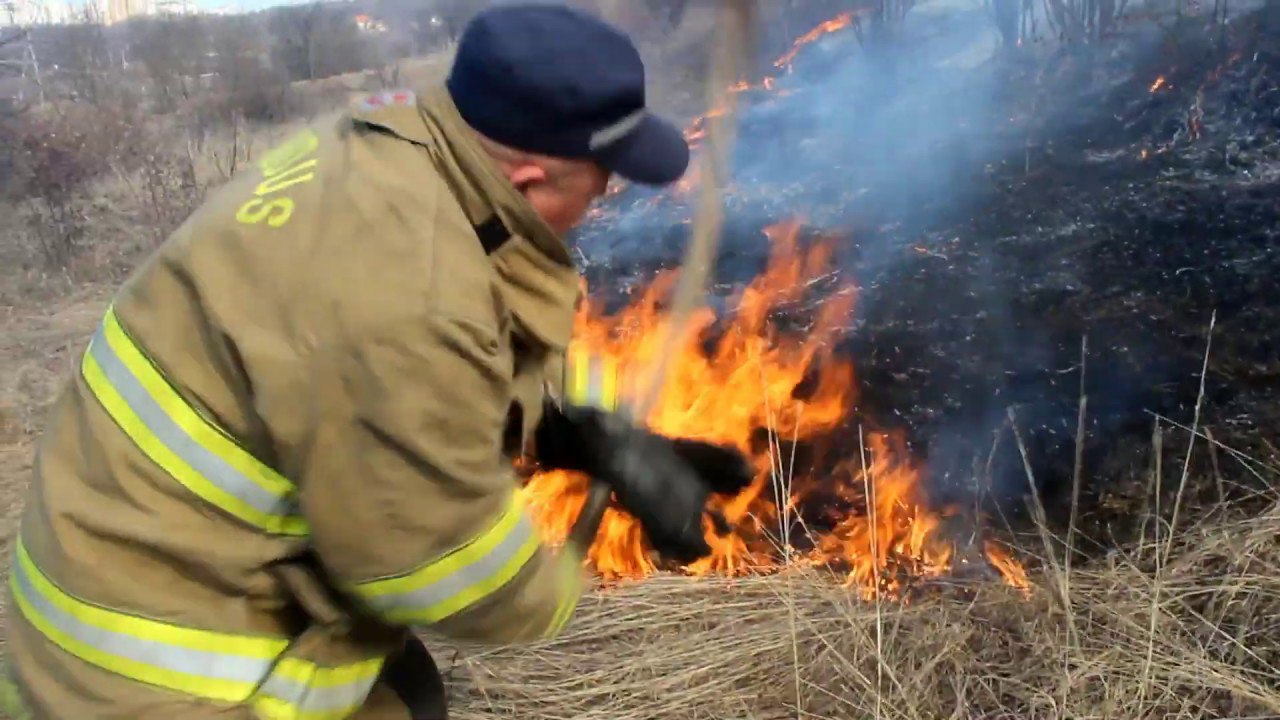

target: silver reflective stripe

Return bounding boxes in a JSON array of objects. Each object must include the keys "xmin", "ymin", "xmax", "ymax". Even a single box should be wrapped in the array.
[
  {"xmin": 11, "ymin": 555, "xmax": 273, "ymax": 685},
  {"xmin": 257, "ymin": 673, "xmax": 378, "ymax": 714},
  {"xmin": 364, "ymin": 513, "xmax": 536, "ymax": 615},
  {"xmin": 89, "ymin": 325, "xmax": 297, "ymax": 520},
  {"xmin": 588, "ymin": 109, "xmax": 647, "ymax": 151}
]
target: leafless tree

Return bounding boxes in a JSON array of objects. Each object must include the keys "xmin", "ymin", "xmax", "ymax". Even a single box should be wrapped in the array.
[
  {"xmin": 0, "ymin": 26, "xmax": 24, "ymax": 83},
  {"xmin": 429, "ymin": 0, "xmax": 487, "ymax": 40},
  {"xmin": 1, "ymin": 21, "xmax": 45, "ymax": 106},
  {"xmin": 308, "ymin": 10, "xmax": 374, "ymax": 79},
  {"xmin": 267, "ymin": 2, "xmax": 374, "ymax": 82},
  {"xmin": 1041, "ymin": 0, "xmax": 1126, "ymax": 43},
  {"xmin": 1, "ymin": 28, "xmax": 27, "ymax": 191},
  {"xmin": 130, "ymin": 15, "xmax": 209, "ymax": 112},
  {"xmin": 268, "ymin": 2, "xmax": 325, "ymax": 81},
  {"xmin": 206, "ymin": 14, "xmax": 291, "ymax": 122},
  {"xmin": 407, "ymin": 7, "xmax": 451, "ymax": 53},
  {"xmin": 38, "ymin": 6, "xmax": 116, "ymax": 105}
]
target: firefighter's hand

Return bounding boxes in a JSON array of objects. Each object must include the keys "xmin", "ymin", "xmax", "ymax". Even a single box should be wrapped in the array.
[
  {"xmin": 535, "ymin": 402, "xmax": 754, "ymax": 563},
  {"xmin": 667, "ymin": 437, "xmax": 756, "ymax": 497},
  {"xmin": 535, "ymin": 400, "xmax": 755, "ymax": 495}
]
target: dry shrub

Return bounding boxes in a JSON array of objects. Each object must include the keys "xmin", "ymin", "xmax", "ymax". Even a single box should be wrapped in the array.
[
  {"xmin": 4, "ymin": 98, "xmax": 204, "ymax": 272},
  {"xmin": 440, "ymin": 498, "xmax": 1280, "ymax": 719},
  {"xmin": 211, "ymin": 79, "xmax": 302, "ymax": 126},
  {"xmin": 6, "ymin": 107, "xmax": 108, "ymax": 269}
]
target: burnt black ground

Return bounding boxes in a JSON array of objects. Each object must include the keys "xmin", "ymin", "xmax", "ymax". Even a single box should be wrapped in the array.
[
  {"xmin": 853, "ymin": 7, "xmax": 1280, "ymax": 546},
  {"xmin": 576, "ymin": 5, "xmax": 1280, "ymax": 559}
]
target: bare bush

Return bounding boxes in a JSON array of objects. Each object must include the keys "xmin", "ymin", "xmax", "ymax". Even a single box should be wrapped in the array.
[
  {"xmin": 110, "ymin": 139, "xmax": 202, "ymax": 247},
  {"xmin": 5, "ymin": 92, "xmax": 206, "ymax": 271},
  {"xmin": 6, "ymin": 105, "xmax": 117, "ymax": 268}
]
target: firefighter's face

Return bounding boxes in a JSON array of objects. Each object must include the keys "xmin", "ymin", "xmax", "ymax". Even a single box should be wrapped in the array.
[{"xmin": 505, "ymin": 158, "xmax": 612, "ymax": 236}]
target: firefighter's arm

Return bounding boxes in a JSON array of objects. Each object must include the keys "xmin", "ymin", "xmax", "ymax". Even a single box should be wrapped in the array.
[{"xmin": 299, "ymin": 311, "xmax": 584, "ymax": 644}]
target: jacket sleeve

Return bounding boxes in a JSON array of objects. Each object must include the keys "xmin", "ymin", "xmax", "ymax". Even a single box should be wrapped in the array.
[{"xmin": 298, "ymin": 310, "xmax": 584, "ymax": 644}]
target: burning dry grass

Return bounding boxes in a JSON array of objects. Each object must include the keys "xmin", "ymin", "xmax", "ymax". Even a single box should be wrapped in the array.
[
  {"xmin": 445, "ymin": 497, "xmax": 1280, "ymax": 719},
  {"xmin": 524, "ymin": 220, "xmax": 1030, "ymax": 598}
]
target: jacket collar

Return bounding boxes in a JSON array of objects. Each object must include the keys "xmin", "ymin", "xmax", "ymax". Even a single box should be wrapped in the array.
[{"xmin": 350, "ymin": 87, "xmax": 581, "ymax": 350}]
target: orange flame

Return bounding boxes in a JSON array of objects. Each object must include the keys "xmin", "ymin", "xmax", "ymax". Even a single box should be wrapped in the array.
[
  {"xmin": 775, "ymin": 12, "xmax": 857, "ymax": 69},
  {"xmin": 520, "ymin": 221, "xmax": 1030, "ymax": 598},
  {"xmin": 1203, "ymin": 52, "xmax": 1243, "ymax": 88},
  {"xmin": 1149, "ymin": 75, "xmax": 1167, "ymax": 93},
  {"xmin": 682, "ymin": 12, "xmax": 859, "ymax": 150}
]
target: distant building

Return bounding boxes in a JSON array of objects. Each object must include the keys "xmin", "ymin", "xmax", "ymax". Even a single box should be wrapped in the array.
[
  {"xmin": 1, "ymin": 0, "xmax": 78, "ymax": 26},
  {"xmin": 102, "ymin": 0, "xmax": 156, "ymax": 24},
  {"xmin": 0, "ymin": 0, "xmax": 169, "ymax": 26},
  {"xmin": 155, "ymin": 0, "xmax": 197, "ymax": 15}
]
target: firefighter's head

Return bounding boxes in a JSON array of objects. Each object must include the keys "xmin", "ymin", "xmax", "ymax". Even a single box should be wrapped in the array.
[
  {"xmin": 472, "ymin": 134, "xmax": 613, "ymax": 237},
  {"xmin": 447, "ymin": 3, "xmax": 690, "ymax": 235}
]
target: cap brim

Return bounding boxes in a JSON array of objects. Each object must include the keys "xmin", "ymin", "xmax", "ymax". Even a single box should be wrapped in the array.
[{"xmin": 593, "ymin": 113, "xmax": 690, "ymax": 186}]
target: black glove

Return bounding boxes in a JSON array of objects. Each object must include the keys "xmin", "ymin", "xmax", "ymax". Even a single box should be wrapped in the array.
[
  {"xmin": 534, "ymin": 400, "xmax": 754, "ymax": 564},
  {"xmin": 668, "ymin": 437, "xmax": 757, "ymax": 497}
]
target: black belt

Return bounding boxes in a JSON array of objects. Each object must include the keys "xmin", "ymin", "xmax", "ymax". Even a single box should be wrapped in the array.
[
  {"xmin": 272, "ymin": 556, "xmax": 451, "ymax": 719},
  {"xmin": 474, "ymin": 215, "xmax": 511, "ymax": 255},
  {"xmin": 380, "ymin": 633, "xmax": 449, "ymax": 720}
]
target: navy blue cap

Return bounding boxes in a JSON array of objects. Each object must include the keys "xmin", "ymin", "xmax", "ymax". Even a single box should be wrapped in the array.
[{"xmin": 446, "ymin": 3, "xmax": 690, "ymax": 186}]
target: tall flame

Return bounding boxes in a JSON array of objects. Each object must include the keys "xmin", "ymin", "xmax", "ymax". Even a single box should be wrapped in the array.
[
  {"xmin": 531, "ymin": 13, "xmax": 1031, "ymax": 598},
  {"xmin": 520, "ymin": 222, "xmax": 1030, "ymax": 598}
]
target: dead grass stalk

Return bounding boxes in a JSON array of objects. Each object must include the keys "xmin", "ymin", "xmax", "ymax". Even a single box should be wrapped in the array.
[{"xmin": 440, "ymin": 498, "xmax": 1280, "ymax": 719}]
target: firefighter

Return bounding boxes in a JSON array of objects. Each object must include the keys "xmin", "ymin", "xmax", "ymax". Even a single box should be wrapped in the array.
[{"xmin": 5, "ymin": 5, "xmax": 753, "ymax": 719}]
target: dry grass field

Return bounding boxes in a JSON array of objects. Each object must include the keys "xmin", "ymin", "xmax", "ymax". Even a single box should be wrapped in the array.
[{"xmin": 3, "ymin": 138, "xmax": 1279, "ymax": 720}]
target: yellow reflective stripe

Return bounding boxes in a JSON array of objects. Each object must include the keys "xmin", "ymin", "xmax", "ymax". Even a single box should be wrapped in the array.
[
  {"xmin": 544, "ymin": 549, "xmax": 584, "ymax": 638},
  {"xmin": 253, "ymin": 656, "xmax": 384, "ymax": 720},
  {"xmin": 570, "ymin": 347, "xmax": 589, "ymax": 403},
  {"xmin": 269, "ymin": 656, "xmax": 384, "ymax": 688},
  {"xmin": 82, "ymin": 307, "xmax": 307, "ymax": 536},
  {"xmin": 353, "ymin": 492, "xmax": 541, "ymax": 625},
  {"xmin": 599, "ymin": 355, "xmax": 619, "ymax": 410},
  {"xmin": 254, "ymin": 697, "xmax": 360, "ymax": 720},
  {"xmin": 9, "ymin": 538, "xmax": 287, "ymax": 703},
  {"xmin": 565, "ymin": 348, "xmax": 621, "ymax": 410}
]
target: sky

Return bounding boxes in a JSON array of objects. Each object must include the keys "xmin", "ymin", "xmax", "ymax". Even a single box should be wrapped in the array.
[
  {"xmin": 196, "ymin": 0, "xmax": 311, "ymax": 9},
  {"xmin": 57, "ymin": 0, "xmax": 316, "ymax": 12}
]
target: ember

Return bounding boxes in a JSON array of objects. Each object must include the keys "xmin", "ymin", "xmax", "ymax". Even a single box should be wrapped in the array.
[{"xmin": 521, "ymin": 221, "xmax": 1030, "ymax": 598}]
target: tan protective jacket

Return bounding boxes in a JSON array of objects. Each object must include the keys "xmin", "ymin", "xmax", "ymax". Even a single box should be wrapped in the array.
[{"xmin": 6, "ymin": 86, "xmax": 586, "ymax": 720}]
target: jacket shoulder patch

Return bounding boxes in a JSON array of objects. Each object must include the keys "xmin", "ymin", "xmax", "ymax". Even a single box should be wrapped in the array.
[{"xmin": 353, "ymin": 89, "xmax": 417, "ymax": 114}]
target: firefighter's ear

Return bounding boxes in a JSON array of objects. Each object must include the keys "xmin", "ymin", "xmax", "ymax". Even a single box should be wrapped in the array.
[{"xmin": 507, "ymin": 162, "xmax": 549, "ymax": 193}]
